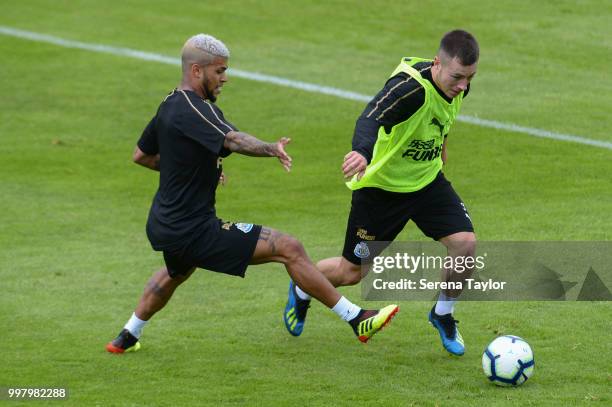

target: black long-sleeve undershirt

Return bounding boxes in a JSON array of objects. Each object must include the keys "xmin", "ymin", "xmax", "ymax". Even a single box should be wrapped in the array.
[{"xmin": 352, "ymin": 62, "xmax": 469, "ymax": 163}]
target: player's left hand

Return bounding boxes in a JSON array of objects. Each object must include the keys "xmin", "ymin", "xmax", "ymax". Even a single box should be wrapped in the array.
[
  {"xmin": 275, "ymin": 137, "xmax": 292, "ymax": 172},
  {"xmin": 342, "ymin": 151, "xmax": 367, "ymax": 180}
]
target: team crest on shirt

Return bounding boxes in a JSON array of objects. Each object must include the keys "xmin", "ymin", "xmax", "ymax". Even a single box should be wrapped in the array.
[
  {"xmin": 235, "ymin": 223, "xmax": 254, "ymax": 233},
  {"xmin": 353, "ymin": 241, "xmax": 370, "ymax": 259}
]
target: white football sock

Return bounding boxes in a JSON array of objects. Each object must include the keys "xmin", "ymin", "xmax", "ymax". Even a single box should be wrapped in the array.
[
  {"xmin": 124, "ymin": 312, "xmax": 148, "ymax": 338},
  {"xmin": 295, "ymin": 285, "xmax": 312, "ymax": 301},
  {"xmin": 435, "ymin": 292, "xmax": 457, "ymax": 316},
  {"xmin": 331, "ymin": 296, "xmax": 361, "ymax": 322}
]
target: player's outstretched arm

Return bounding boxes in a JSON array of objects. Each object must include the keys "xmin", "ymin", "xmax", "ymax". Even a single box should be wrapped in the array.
[
  {"xmin": 133, "ymin": 146, "xmax": 160, "ymax": 171},
  {"xmin": 224, "ymin": 131, "xmax": 292, "ymax": 171}
]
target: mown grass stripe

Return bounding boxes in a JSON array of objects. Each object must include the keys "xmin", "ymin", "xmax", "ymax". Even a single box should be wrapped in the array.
[{"xmin": 1, "ymin": 25, "xmax": 610, "ymax": 151}]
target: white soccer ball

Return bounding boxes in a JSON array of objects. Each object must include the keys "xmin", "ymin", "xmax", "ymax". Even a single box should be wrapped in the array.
[{"xmin": 482, "ymin": 335, "xmax": 535, "ymax": 386}]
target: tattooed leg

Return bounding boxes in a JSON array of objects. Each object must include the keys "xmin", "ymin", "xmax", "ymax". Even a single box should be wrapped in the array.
[
  {"xmin": 250, "ymin": 227, "xmax": 341, "ymax": 308},
  {"xmin": 134, "ymin": 267, "xmax": 195, "ymax": 320},
  {"xmin": 253, "ymin": 227, "xmax": 281, "ymax": 259}
]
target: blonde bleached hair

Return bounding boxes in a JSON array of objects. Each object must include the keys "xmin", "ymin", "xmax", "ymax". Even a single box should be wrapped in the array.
[{"xmin": 181, "ymin": 34, "xmax": 230, "ymax": 73}]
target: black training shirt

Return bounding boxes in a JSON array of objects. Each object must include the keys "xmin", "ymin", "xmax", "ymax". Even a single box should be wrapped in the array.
[
  {"xmin": 137, "ymin": 89, "xmax": 237, "ymax": 251},
  {"xmin": 352, "ymin": 61, "xmax": 469, "ymax": 163}
]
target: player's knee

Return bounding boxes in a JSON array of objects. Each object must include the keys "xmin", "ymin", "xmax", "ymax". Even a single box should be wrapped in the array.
[
  {"xmin": 445, "ymin": 232, "xmax": 477, "ymax": 257},
  {"xmin": 453, "ymin": 239, "xmax": 476, "ymax": 257},
  {"xmin": 278, "ymin": 235, "xmax": 307, "ymax": 263},
  {"xmin": 167, "ymin": 267, "xmax": 195, "ymax": 284},
  {"xmin": 340, "ymin": 269, "xmax": 362, "ymax": 286},
  {"xmin": 337, "ymin": 261, "xmax": 362, "ymax": 286},
  {"xmin": 460, "ymin": 234, "xmax": 477, "ymax": 257}
]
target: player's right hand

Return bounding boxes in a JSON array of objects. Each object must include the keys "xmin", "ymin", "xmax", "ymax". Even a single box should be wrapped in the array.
[
  {"xmin": 276, "ymin": 137, "xmax": 292, "ymax": 172},
  {"xmin": 342, "ymin": 151, "xmax": 367, "ymax": 180}
]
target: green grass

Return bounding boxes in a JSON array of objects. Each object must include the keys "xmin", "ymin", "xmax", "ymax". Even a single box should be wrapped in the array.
[{"xmin": 1, "ymin": 1, "xmax": 611, "ymax": 406}]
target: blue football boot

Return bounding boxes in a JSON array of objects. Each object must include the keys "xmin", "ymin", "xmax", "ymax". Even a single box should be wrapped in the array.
[
  {"xmin": 429, "ymin": 306, "xmax": 465, "ymax": 356},
  {"xmin": 283, "ymin": 280, "xmax": 311, "ymax": 336}
]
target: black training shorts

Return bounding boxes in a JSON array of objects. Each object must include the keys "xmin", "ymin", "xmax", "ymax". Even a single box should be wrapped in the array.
[
  {"xmin": 342, "ymin": 171, "xmax": 474, "ymax": 265},
  {"xmin": 163, "ymin": 218, "xmax": 262, "ymax": 278}
]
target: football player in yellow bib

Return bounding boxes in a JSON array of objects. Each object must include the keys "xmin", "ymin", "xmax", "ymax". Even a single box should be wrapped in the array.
[{"xmin": 284, "ymin": 30, "xmax": 479, "ymax": 356}]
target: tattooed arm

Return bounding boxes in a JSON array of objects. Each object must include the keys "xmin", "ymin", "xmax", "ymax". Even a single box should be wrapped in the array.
[{"xmin": 224, "ymin": 131, "xmax": 292, "ymax": 171}]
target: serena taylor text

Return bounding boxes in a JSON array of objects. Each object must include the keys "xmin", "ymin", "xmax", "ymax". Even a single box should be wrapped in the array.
[{"xmin": 372, "ymin": 278, "xmax": 507, "ymax": 291}]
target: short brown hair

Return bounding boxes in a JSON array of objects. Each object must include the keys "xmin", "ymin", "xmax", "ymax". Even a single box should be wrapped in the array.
[{"xmin": 439, "ymin": 30, "xmax": 479, "ymax": 65}]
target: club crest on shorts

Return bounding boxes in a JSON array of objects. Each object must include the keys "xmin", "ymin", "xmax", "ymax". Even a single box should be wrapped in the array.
[
  {"xmin": 353, "ymin": 241, "xmax": 370, "ymax": 259},
  {"xmin": 235, "ymin": 222, "xmax": 254, "ymax": 233}
]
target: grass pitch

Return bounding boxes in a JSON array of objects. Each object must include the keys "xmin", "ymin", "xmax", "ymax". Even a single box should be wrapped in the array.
[{"xmin": 1, "ymin": 1, "xmax": 610, "ymax": 406}]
